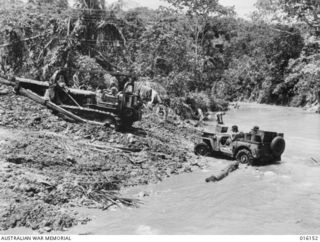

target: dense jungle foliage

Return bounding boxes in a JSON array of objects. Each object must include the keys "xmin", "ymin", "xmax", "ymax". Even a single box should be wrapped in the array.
[{"xmin": 0, "ymin": 0, "xmax": 319, "ymax": 112}]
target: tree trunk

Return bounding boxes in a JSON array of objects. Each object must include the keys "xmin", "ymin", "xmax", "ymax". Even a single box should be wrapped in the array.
[
  {"xmin": 0, "ymin": 78, "xmax": 15, "ymax": 87},
  {"xmin": 205, "ymin": 161, "xmax": 240, "ymax": 183}
]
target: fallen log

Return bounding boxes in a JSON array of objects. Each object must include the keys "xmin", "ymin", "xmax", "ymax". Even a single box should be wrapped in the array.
[
  {"xmin": 0, "ymin": 77, "xmax": 96, "ymax": 97},
  {"xmin": 16, "ymin": 77, "xmax": 49, "ymax": 87},
  {"xmin": 0, "ymin": 78, "xmax": 15, "ymax": 87},
  {"xmin": 113, "ymin": 146, "xmax": 142, "ymax": 153},
  {"xmin": 205, "ymin": 161, "xmax": 240, "ymax": 183},
  {"xmin": 78, "ymin": 141, "xmax": 142, "ymax": 153},
  {"xmin": 0, "ymin": 75, "xmax": 46, "ymax": 87}
]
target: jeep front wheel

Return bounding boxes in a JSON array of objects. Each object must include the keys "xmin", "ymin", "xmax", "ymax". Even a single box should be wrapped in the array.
[
  {"xmin": 194, "ymin": 143, "xmax": 210, "ymax": 156},
  {"xmin": 236, "ymin": 149, "xmax": 253, "ymax": 165}
]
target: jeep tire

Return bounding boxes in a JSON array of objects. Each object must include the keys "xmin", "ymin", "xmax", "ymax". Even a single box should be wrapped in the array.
[
  {"xmin": 236, "ymin": 149, "xmax": 253, "ymax": 165},
  {"xmin": 270, "ymin": 136, "xmax": 285, "ymax": 157},
  {"xmin": 194, "ymin": 143, "xmax": 210, "ymax": 156}
]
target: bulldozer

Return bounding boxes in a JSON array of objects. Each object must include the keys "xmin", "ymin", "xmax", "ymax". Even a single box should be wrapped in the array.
[{"xmin": 0, "ymin": 74, "xmax": 143, "ymax": 131}]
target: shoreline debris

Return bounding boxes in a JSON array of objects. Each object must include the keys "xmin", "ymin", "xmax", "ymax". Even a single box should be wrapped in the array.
[{"xmin": 205, "ymin": 161, "xmax": 239, "ymax": 183}]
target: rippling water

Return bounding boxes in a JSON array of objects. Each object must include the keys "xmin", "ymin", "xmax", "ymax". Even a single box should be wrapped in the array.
[
  {"xmin": 6, "ymin": 103, "xmax": 320, "ymax": 235},
  {"xmin": 64, "ymin": 103, "xmax": 320, "ymax": 235}
]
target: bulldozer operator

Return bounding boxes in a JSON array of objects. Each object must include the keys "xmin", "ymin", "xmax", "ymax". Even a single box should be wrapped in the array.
[{"xmin": 44, "ymin": 70, "xmax": 69, "ymax": 104}]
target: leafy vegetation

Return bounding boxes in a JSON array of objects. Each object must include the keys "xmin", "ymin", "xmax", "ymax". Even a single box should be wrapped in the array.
[{"xmin": 0, "ymin": 0, "xmax": 319, "ymax": 113}]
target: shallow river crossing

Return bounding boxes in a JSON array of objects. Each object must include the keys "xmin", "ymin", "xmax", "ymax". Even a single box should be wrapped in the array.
[{"xmin": 65, "ymin": 103, "xmax": 320, "ymax": 235}]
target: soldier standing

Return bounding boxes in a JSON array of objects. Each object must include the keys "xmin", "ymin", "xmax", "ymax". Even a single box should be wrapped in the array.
[{"xmin": 216, "ymin": 112, "xmax": 226, "ymax": 125}]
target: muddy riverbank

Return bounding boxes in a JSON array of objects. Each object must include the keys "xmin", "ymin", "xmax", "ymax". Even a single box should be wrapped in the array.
[{"xmin": 0, "ymin": 91, "xmax": 207, "ymax": 233}]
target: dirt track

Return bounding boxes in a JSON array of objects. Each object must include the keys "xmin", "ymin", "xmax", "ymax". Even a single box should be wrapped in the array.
[{"xmin": 0, "ymin": 91, "xmax": 206, "ymax": 233}]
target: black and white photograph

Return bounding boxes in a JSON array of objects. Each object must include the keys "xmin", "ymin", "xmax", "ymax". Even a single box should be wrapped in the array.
[{"xmin": 0, "ymin": 0, "xmax": 319, "ymax": 239}]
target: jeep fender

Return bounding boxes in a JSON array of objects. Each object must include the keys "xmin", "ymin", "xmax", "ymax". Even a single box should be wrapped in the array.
[{"xmin": 202, "ymin": 137, "xmax": 214, "ymax": 150}]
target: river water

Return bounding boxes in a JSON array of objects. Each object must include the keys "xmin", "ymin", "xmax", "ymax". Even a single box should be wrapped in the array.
[
  {"xmin": 61, "ymin": 103, "xmax": 320, "ymax": 235},
  {"xmin": 4, "ymin": 103, "xmax": 320, "ymax": 235},
  {"xmin": 62, "ymin": 103, "xmax": 320, "ymax": 235}
]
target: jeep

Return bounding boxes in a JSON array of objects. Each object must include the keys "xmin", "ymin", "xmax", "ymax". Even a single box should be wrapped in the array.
[{"xmin": 194, "ymin": 125, "xmax": 286, "ymax": 165}]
